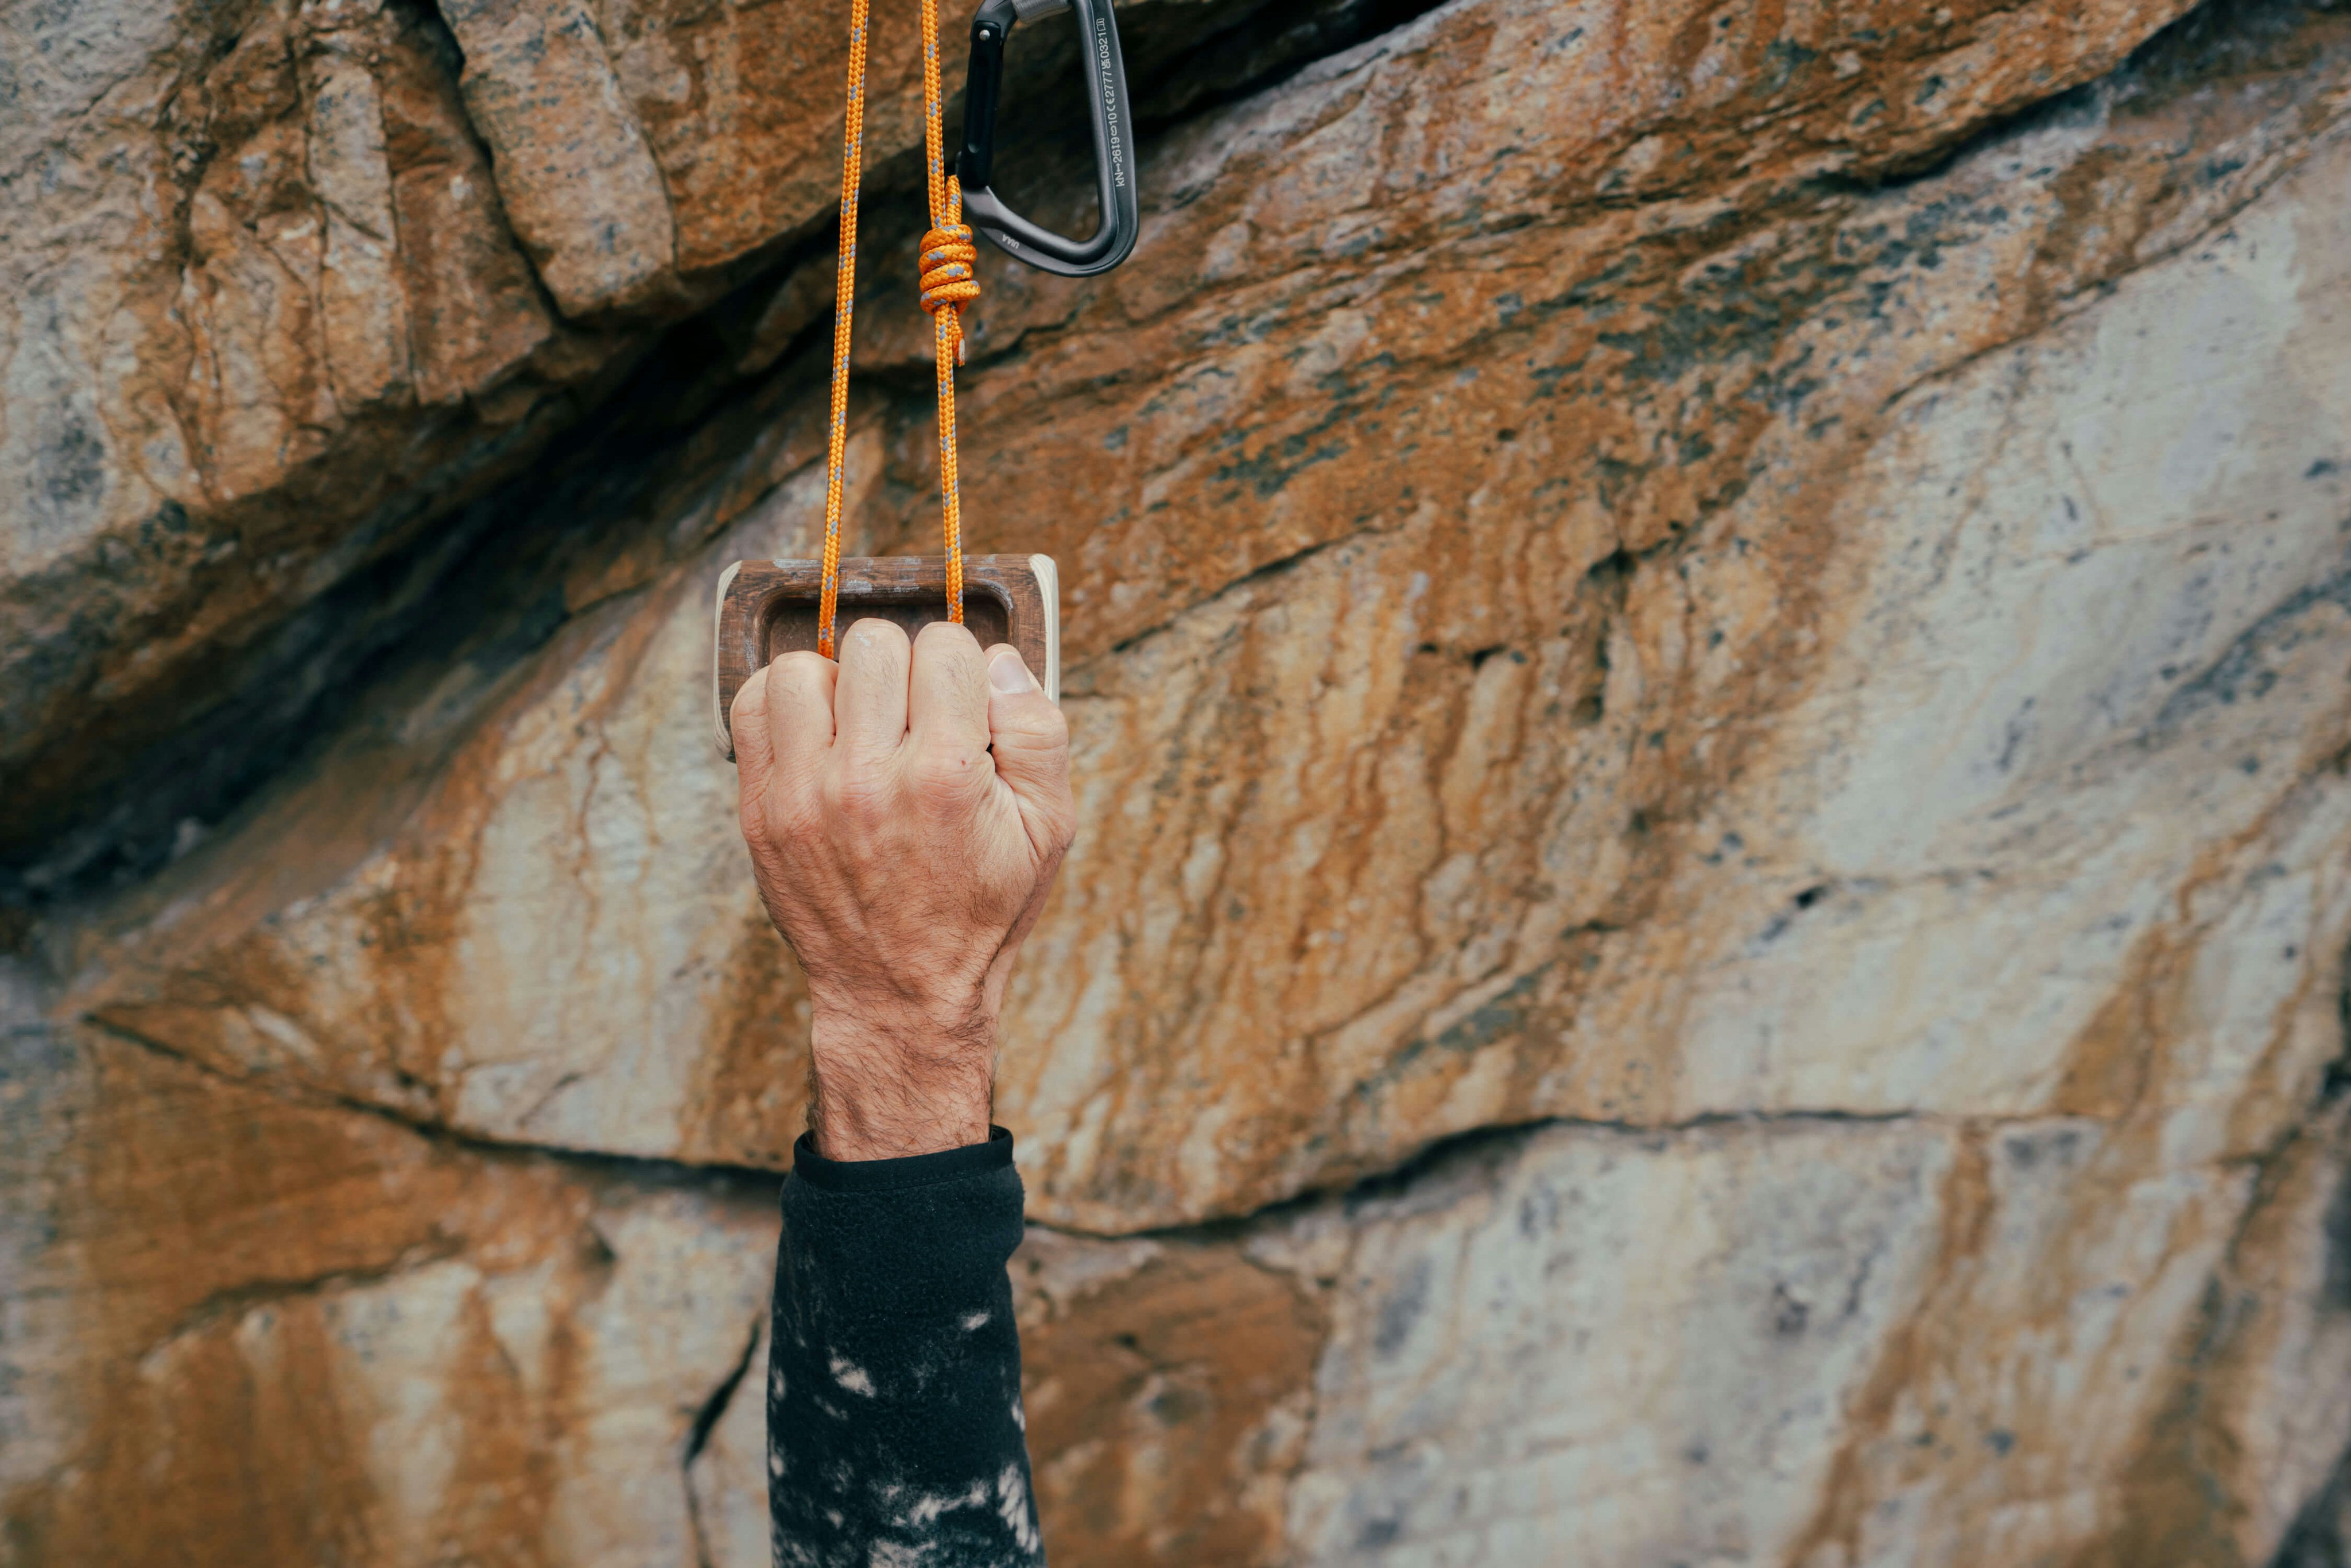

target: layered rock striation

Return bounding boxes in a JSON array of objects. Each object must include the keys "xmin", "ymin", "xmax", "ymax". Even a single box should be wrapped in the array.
[{"xmin": 6, "ymin": 0, "xmax": 2351, "ymax": 1562}]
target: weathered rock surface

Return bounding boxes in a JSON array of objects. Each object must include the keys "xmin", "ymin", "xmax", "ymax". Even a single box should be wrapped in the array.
[
  {"xmin": 23, "ymin": 958, "xmax": 2342, "ymax": 1565},
  {"xmin": 1281, "ymin": 1102, "xmax": 2351, "ymax": 1567},
  {"xmin": 0, "ymin": 0, "xmax": 1448, "ymax": 895},
  {"xmin": 0, "ymin": 0, "xmax": 603, "ymax": 894},
  {"xmin": 8, "ymin": 0, "xmax": 2351, "ymax": 1561},
  {"xmin": 0, "ymin": 961, "xmax": 778, "ymax": 1562},
  {"xmin": 60, "ymin": 0, "xmax": 2351, "ymax": 1216}
]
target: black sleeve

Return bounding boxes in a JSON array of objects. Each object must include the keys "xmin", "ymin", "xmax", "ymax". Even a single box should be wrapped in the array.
[{"xmin": 767, "ymin": 1125, "xmax": 1045, "ymax": 1568}]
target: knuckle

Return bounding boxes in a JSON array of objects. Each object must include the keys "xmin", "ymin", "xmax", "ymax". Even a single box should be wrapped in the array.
[
  {"xmin": 844, "ymin": 617, "xmax": 910, "ymax": 659},
  {"xmin": 909, "ymin": 743, "xmax": 984, "ymax": 804},
  {"xmin": 743, "ymin": 777, "xmax": 818, "ymax": 847},
  {"xmin": 773, "ymin": 787, "xmax": 827, "ymax": 844},
  {"xmin": 773, "ymin": 653, "xmax": 836, "ymax": 717},
  {"xmin": 825, "ymin": 767, "xmax": 894, "ymax": 826},
  {"xmin": 773, "ymin": 649, "xmax": 831, "ymax": 686},
  {"xmin": 917, "ymin": 619, "xmax": 982, "ymax": 657}
]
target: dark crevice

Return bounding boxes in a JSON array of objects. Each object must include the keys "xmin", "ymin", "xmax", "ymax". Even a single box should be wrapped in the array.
[
  {"xmin": 1058, "ymin": 1105, "xmax": 1974, "ymax": 1248},
  {"xmin": 83, "ymin": 1014, "xmax": 792, "ymax": 1200},
  {"xmin": 86, "ymin": 993, "xmax": 1988, "ymax": 1257},
  {"xmin": 680, "ymin": 1318, "xmax": 762, "ymax": 1568},
  {"xmin": 2327, "ymin": 932, "xmax": 2351, "ymax": 1105},
  {"xmin": 1098, "ymin": 533, "xmax": 1361, "ymax": 658},
  {"xmin": 684, "ymin": 1318, "xmax": 762, "ymax": 1467},
  {"xmin": 1584, "ymin": 548, "xmax": 1636, "ymax": 588},
  {"xmin": 2273, "ymin": 1416, "xmax": 2351, "ymax": 1567},
  {"xmin": 2323, "ymin": 936, "xmax": 2351, "ymax": 1313},
  {"xmin": 1806, "ymin": 80, "xmax": 2107, "ymax": 198},
  {"xmin": 0, "ymin": 336, "xmax": 669, "ymax": 911},
  {"xmin": 1810, "ymin": 0, "xmax": 2346, "ymax": 199},
  {"xmin": 148, "ymin": 1240, "xmax": 468, "ymax": 1352},
  {"xmin": 2130, "ymin": 0, "xmax": 2351, "ymax": 97},
  {"xmin": 1126, "ymin": 0, "xmax": 1453, "ymax": 132},
  {"xmin": 2325, "ymin": 1162, "xmax": 2351, "ymax": 1314},
  {"xmin": 2144, "ymin": 925, "xmax": 2351, "ymax": 1568},
  {"xmin": 2146, "ymin": 546, "xmax": 2351, "ymax": 743}
]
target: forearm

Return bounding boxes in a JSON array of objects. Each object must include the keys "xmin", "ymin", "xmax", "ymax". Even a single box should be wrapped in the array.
[
  {"xmin": 806, "ymin": 1007, "xmax": 995, "ymax": 1161},
  {"xmin": 767, "ymin": 1127, "xmax": 1044, "ymax": 1566}
]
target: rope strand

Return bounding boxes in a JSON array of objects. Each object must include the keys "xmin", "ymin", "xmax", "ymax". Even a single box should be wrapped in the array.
[
  {"xmin": 816, "ymin": 0, "xmax": 872, "ymax": 659},
  {"xmin": 818, "ymin": 0, "xmax": 977, "ymax": 656}
]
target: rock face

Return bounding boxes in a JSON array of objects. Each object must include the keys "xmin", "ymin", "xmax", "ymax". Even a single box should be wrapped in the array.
[{"xmin": 7, "ymin": 0, "xmax": 2351, "ymax": 1563}]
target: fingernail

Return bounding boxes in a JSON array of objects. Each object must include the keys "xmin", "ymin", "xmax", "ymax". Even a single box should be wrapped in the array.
[{"xmin": 989, "ymin": 650, "xmax": 1036, "ymax": 693}]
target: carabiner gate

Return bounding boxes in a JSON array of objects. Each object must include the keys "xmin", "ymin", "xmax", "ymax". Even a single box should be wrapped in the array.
[{"xmin": 957, "ymin": 0, "xmax": 1140, "ymax": 277}]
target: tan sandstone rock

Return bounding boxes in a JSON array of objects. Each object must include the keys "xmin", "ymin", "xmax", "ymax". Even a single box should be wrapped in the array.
[
  {"xmin": 0, "ymin": 0, "xmax": 581, "ymax": 881},
  {"xmin": 0, "ymin": 973, "xmax": 779, "ymax": 1562},
  {"xmin": 61, "ymin": 0, "xmax": 2351, "ymax": 1220},
  {"xmin": 0, "ymin": 965, "xmax": 1319, "ymax": 1567},
  {"xmin": 0, "ymin": 0, "xmax": 1396, "ymax": 879},
  {"xmin": 9, "ymin": 0, "xmax": 2351, "ymax": 1563}
]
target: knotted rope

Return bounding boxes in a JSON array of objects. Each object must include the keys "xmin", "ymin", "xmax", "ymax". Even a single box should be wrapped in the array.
[{"xmin": 817, "ymin": 0, "xmax": 979, "ymax": 657}]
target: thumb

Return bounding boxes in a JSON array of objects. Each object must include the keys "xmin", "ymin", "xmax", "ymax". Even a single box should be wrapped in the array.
[{"xmin": 984, "ymin": 645, "xmax": 1074, "ymax": 850}]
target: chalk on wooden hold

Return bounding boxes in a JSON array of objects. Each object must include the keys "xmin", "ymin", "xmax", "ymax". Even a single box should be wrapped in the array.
[{"xmin": 712, "ymin": 554, "xmax": 1061, "ymax": 760}]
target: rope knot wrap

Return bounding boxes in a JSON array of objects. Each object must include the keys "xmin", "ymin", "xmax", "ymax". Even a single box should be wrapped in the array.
[
  {"xmin": 920, "ymin": 218, "xmax": 981, "ymax": 365},
  {"xmin": 816, "ymin": 0, "xmax": 977, "ymax": 659}
]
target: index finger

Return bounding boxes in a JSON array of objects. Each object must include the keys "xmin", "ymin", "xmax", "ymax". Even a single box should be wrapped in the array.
[{"xmin": 762, "ymin": 650, "xmax": 838, "ymax": 785}]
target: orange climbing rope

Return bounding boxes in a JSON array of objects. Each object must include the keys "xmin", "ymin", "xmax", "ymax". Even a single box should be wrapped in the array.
[{"xmin": 817, "ymin": 0, "xmax": 980, "ymax": 658}]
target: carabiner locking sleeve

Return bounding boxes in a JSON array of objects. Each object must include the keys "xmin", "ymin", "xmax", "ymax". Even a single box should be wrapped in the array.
[{"xmin": 957, "ymin": 0, "xmax": 1139, "ymax": 277}]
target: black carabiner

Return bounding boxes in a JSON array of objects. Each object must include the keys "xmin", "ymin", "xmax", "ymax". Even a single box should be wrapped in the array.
[{"xmin": 956, "ymin": 0, "xmax": 1139, "ymax": 277}]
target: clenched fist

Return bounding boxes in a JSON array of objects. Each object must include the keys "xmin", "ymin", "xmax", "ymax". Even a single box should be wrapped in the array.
[{"xmin": 730, "ymin": 619, "xmax": 1076, "ymax": 1161}]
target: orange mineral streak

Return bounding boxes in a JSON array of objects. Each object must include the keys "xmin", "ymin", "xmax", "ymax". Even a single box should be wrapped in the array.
[{"xmin": 817, "ymin": 0, "xmax": 977, "ymax": 657}]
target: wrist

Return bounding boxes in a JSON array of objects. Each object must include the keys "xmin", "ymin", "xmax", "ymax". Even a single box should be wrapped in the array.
[{"xmin": 805, "ymin": 1001, "xmax": 997, "ymax": 1162}]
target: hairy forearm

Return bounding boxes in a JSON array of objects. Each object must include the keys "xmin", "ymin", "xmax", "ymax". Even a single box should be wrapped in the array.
[{"xmin": 806, "ymin": 1007, "xmax": 996, "ymax": 1161}]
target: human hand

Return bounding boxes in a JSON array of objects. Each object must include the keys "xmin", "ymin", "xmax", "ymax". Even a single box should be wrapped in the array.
[{"xmin": 730, "ymin": 619, "xmax": 1076, "ymax": 1161}]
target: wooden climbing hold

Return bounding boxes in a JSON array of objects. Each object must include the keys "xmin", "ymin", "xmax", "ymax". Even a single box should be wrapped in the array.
[{"xmin": 713, "ymin": 554, "xmax": 1061, "ymax": 759}]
